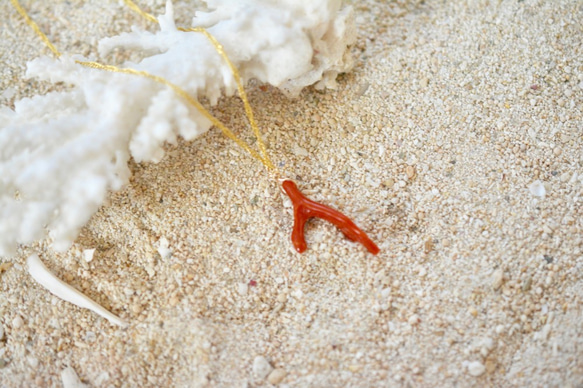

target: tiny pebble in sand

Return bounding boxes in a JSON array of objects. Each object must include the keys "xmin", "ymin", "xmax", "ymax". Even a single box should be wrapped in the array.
[
  {"xmin": 467, "ymin": 361, "xmax": 486, "ymax": 377},
  {"xmin": 253, "ymin": 356, "xmax": 273, "ymax": 380}
]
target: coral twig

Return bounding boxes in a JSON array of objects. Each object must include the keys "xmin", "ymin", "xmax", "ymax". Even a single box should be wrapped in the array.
[{"xmin": 281, "ymin": 180, "xmax": 380, "ymax": 255}]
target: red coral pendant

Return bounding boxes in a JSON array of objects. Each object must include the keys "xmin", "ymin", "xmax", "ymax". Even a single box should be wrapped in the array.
[{"xmin": 281, "ymin": 180, "xmax": 380, "ymax": 255}]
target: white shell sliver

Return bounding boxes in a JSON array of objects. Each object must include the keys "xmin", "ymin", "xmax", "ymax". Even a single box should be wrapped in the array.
[{"xmin": 27, "ymin": 254, "xmax": 127, "ymax": 327}]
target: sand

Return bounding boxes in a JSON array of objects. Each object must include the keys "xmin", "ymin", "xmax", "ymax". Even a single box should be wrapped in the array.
[{"xmin": 1, "ymin": 0, "xmax": 582, "ymax": 386}]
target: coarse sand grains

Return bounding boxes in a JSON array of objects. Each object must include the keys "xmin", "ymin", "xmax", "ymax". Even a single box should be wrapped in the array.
[{"xmin": 1, "ymin": 0, "xmax": 582, "ymax": 386}]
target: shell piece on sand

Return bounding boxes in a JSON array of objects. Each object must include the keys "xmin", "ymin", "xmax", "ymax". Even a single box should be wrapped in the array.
[
  {"xmin": 61, "ymin": 366, "xmax": 87, "ymax": 388},
  {"xmin": 27, "ymin": 254, "xmax": 127, "ymax": 327}
]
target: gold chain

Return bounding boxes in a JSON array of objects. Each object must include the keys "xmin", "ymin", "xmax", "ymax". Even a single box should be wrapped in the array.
[
  {"xmin": 122, "ymin": 0, "xmax": 158, "ymax": 24},
  {"xmin": 10, "ymin": 0, "xmax": 61, "ymax": 57}
]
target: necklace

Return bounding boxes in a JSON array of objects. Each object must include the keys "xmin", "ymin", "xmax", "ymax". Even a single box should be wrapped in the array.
[{"xmin": 10, "ymin": 0, "xmax": 380, "ymax": 255}]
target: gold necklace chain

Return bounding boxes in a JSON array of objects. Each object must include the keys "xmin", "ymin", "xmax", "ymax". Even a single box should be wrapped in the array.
[{"xmin": 10, "ymin": 0, "xmax": 280, "ymax": 178}]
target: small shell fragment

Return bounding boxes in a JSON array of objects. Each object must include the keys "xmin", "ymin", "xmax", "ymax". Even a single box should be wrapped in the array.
[
  {"xmin": 61, "ymin": 366, "xmax": 87, "ymax": 388},
  {"xmin": 529, "ymin": 180, "xmax": 546, "ymax": 197},
  {"xmin": 492, "ymin": 269, "xmax": 504, "ymax": 290},
  {"xmin": 27, "ymin": 254, "xmax": 127, "ymax": 327},
  {"xmin": 467, "ymin": 361, "xmax": 486, "ymax": 376},
  {"xmin": 253, "ymin": 356, "xmax": 273, "ymax": 379},
  {"xmin": 156, "ymin": 237, "xmax": 172, "ymax": 259},
  {"xmin": 82, "ymin": 249, "xmax": 95, "ymax": 263}
]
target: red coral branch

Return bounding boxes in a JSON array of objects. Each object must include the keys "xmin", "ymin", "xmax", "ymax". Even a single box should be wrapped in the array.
[{"xmin": 281, "ymin": 180, "xmax": 380, "ymax": 255}]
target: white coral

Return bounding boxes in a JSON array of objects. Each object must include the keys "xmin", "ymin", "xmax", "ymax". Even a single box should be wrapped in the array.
[{"xmin": 0, "ymin": 0, "xmax": 356, "ymax": 256}]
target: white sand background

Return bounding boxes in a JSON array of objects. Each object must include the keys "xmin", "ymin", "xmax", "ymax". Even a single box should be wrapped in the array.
[{"xmin": 1, "ymin": 0, "xmax": 582, "ymax": 386}]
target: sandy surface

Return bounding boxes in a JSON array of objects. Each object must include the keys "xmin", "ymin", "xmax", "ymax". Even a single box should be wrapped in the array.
[{"xmin": 1, "ymin": 0, "xmax": 582, "ymax": 386}]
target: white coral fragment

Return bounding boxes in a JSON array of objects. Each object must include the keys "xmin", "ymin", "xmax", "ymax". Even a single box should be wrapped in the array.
[
  {"xmin": 0, "ymin": 0, "xmax": 356, "ymax": 256},
  {"xmin": 27, "ymin": 254, "xmax": 127, "ymax": 327}
]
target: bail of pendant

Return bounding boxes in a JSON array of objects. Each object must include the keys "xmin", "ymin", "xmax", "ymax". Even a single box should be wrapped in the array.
[{"xmin": 281, "ymin": 180, "xmax": 380, "ymax": 255}]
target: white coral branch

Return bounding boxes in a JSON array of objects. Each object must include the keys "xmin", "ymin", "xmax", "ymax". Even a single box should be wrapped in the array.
[{"xmin": 0, "ymin": 0, "xmax": 356, "ymax": 256}]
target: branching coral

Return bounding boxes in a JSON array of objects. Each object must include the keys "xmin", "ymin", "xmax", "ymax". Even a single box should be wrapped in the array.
[{"xmin": 0, "ymin": 0, "xmax": 356, "ymax": 257}]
